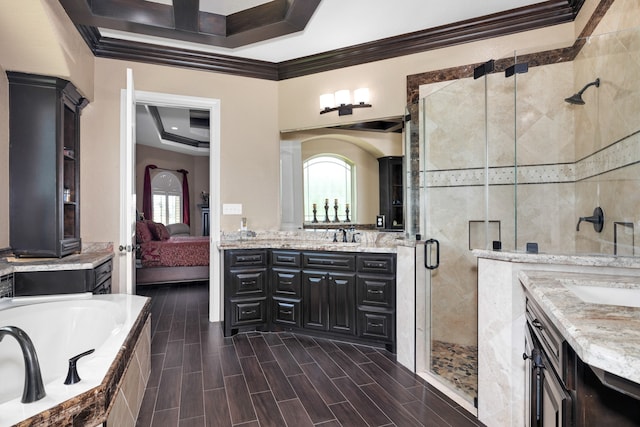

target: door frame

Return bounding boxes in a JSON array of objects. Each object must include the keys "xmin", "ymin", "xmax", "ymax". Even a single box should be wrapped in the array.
[{"xmin": 121, "ymin": 90, "xmax": 222, "ymax": 322}]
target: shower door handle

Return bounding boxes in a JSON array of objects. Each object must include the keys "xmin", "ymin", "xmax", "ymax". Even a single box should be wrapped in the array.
[{"xmin": 424, "ymin": 239, "xmax": 440, "ymax": 270}]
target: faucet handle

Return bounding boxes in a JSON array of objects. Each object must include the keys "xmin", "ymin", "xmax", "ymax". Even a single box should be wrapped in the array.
[{"xmin": 64, "ymin": 349, "xmax": 95, "ymax": 385}]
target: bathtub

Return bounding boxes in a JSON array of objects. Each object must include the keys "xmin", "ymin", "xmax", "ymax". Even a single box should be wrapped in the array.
[{"xmin": 0, "ymin": 293, "xmax": 150, "ymax": 426}]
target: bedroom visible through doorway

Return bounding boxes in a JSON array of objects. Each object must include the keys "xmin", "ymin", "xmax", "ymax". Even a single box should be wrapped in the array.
[{"xmin": 120, "ymin": 83, "xmax": 221, "ymax": 322}]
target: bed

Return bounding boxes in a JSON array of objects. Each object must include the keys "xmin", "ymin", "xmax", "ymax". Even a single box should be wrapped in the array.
[{"xmin": 135, "ymin": 221, "xmax": 210, "ymax": 285}]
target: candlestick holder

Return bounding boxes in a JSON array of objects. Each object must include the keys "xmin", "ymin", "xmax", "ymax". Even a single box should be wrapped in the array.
[
  {"xmin": 333, "ymin": 201, "xmax": 340, "ymax": 222},
  {"xmin": 312, "ymin": 205, "xmax": 318, "ymax": 223},
  {"xmin": 344, "ymin": 206, "xmax": 350, "ymax": 222},
  {"xmin": 323, "ymin": 201, "xmax": 330, "ymax": 223}
]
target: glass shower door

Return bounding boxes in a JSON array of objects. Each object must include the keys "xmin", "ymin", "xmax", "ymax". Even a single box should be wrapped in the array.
[{"xmin": 417, "ymin": 75, "xmax": 487, "ymax": 406}]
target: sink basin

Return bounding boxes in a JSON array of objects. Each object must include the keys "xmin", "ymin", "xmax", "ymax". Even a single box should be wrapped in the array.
[{"xmin": 562, "ymin": 282, "xmax": 640, "ymax": 308}]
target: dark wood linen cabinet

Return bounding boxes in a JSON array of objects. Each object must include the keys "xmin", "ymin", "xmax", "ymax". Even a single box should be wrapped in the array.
[{"xmin": 8, "ymin": 72, "xmax": 88, "ymax": 257}]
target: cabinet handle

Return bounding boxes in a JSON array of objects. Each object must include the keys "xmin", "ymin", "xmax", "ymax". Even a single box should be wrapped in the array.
[
  {"xmin": 280, "ymin": 310, "xmax": 293, "ymax": 315},
  {"xmin": 368, "ymin": 290, "xmax": 383, "ymax": 294},
  {"xmin": 531, "ymin": 319, "xmax": 543, "ymax": 330},
  {"xmin": 243, "ymin": 310, "xmax": 257, "ymax": 315},
  {"xmin": 368, "ymin": 322, "xmax": 383, "ymax": 327},
  {"xmin": 241, "ymin": 280, "xmax": 257, "ymax": 286}
]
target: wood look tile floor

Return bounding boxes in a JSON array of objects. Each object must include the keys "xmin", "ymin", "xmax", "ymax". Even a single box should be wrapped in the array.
[{"xmin": 135, "ymin": 282, "xmax": 484, "ymax": 427}]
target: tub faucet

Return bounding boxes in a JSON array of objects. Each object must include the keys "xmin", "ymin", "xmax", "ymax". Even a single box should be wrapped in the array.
[{"xmin": 0, "ymin": 326, "xmax": 46, "ymax": 403}]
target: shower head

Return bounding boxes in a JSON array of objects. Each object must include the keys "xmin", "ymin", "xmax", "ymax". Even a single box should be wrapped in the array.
[{"xmin": 564, "ymin": 78, "xmax": 600, "ymax": 105}]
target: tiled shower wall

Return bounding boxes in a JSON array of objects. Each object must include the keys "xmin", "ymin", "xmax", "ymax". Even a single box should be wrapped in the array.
[
  {"xmin": 573, "ymin": 0, "xmax": 640, "ymax": 254},
  {"xmin": 418, "ymin": 0, "xmax": 640, "ymax": 347}
]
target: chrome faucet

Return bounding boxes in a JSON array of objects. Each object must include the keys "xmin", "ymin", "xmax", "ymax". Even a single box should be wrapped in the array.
[{"xmin": 0, "ymin": 326, "xmax": 46, "ymax": 403}]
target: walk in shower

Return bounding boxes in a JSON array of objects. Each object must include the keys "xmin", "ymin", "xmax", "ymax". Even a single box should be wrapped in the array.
[{"xmin": 408, "ymin": 21, "xmax": 640, "ymax": 409}]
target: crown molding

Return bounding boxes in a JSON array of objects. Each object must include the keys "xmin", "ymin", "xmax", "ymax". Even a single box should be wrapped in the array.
[{"xmin": 70, "ymin": 0, "xmax": 584, "ymax": 81}]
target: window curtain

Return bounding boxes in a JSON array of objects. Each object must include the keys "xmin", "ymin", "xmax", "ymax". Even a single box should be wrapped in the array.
[
  {"xmin": 142, "ymin": 164, "xmax": 157, "ymax": 220},
  {"xmin": 178, "ymin": 169, "xmax": 190, "ymax": 226}
]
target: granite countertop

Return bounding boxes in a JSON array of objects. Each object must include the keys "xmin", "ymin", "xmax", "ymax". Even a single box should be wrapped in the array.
[
  {"xmin": 217, "ymin": 230, "xmax": 414, "ymax": 253},
  {"xmin": 519, "ymin": 270, "xmax": 640, "ymax": 384},
  {"xmin": 0, "ymin": 250, "xmax": 114, "ymax": 275},
  {"xmin": 474, "ymin": 249, "xmax": 640, "ymax": 269},
  {"xmin": 218, "ymin": 239, "xmax": 400, "ymax": 253}
]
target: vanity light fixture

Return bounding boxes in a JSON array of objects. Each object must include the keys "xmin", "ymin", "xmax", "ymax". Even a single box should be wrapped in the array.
[{"xmin": 320, "ymin": 88, "xmax": 372, "ymax": 116}]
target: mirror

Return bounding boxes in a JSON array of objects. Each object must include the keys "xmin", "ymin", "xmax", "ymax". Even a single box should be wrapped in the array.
[{"xmin": 280, "ymin": 117, "xmax": 404, "ymax": 230}]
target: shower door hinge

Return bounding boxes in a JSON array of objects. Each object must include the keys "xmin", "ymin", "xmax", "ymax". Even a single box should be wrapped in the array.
[
  {"xmin": 473, "ymin": 59, "xmax": 495, "ymax": 79},
  {"xmin": 505, "ymin": 62, "xmax": 529, "ymax": 78}
]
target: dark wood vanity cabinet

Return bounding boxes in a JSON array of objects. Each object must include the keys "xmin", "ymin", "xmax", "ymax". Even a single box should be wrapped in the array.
[
  {"xmin": 13, "ymin": 259, "xmax": 113, "ymax": 296},
  {"xmin": 378, "ymin": 156, "xmax": 404, "ymax": 230},
  {"xmin": 356, "ymin": 254, "xmax": 396, "ymax": 344},
  {"xmin": 224, "ymin": 250, "xmax": 269, "ymax": 336},
  {"xmin": 7, "ymin": 72, "xmax": 88, "ymax": 257},
  {"xmin": 224, "ymin": 249, "xmax": 396, "ymax": 350},
  {"xmin": 525, "ymin": 292, "xmax": 640, "ymax": 426}
]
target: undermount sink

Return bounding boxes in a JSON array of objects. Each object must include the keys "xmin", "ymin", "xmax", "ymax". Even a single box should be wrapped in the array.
[{"xmin": 562, "ymin": 281, "xmax": 640, "ymax": 308}]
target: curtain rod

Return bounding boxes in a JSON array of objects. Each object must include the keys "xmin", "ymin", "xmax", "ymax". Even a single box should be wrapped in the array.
[{"xmin": 146, "ymin": 165, "xmax": 189, "ymax": 174}]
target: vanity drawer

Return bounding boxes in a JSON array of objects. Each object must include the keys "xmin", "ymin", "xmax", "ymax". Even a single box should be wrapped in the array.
[
  {"xmin": 358, "ymin": 309, "xmax": 394, "ymax": 342},
  {"xmin": 357, "ymin": 254, "xmax": 396, "ymax": 274},
  {"xmin": 272, "ymin": 268, "xmax": 301, "ymax": 297},
  {"xmin": 94, "ymin": 259, "xmax": 112, "ymax": 287},
  {"xmin": 227, "ymin": 268, "xmax": 267, "ymax": 297},
  {"xmin": 226, "ymin": 250, "xmax": 267, "ymax": 267},
  {"xmin": 271, "ymin": 250, "xmax": 301, "ymax": 267},
  {"xmin": 357, "ymin": 275, "xmax": 394, "ymax": 308},
  {"xmin": 272, "ymin": 297, "xmax": 301, "ymax": 327},
  {"xmin": 303, "ymin": 252, "xmax": 355, "ymax": 271},
  {"xmin": 229, "ymin": 299, "xmax": 267, "ymax": 325}
]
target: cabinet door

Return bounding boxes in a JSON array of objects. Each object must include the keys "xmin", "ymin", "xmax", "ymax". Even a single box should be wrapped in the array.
[
  {"xmin": 328, "ymin": 272, "xmax": 356, "ymax": 335},
  {"xmin": 303, "ymin": 271, "xmax": 328, "ymax": 331}
]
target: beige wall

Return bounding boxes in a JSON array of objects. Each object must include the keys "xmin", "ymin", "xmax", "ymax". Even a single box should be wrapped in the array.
[
  {"xmin": 136, "ymin": 144, "xmax": 210, "ymax": 236},
  {"xmin": 278, "ymin": 23, "xmax": 577, "ymax": 132}
]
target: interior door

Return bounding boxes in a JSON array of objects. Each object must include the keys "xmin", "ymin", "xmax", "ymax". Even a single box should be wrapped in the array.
[{"xmin": 119, "ymin": 68, "xmax": 137, "ymax": 295}]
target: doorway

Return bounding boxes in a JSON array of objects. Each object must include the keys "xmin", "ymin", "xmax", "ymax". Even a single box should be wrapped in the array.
[{"xmin": 120, "ymin": 85, "xmax": 222, "ymax": 321}]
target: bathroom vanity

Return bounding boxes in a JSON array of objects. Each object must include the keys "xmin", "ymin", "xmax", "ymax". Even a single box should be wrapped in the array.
[
  {"xmin": 475, "ymin": 251, "xmax": 640, "ymax": 427},
  {"xmin": 223, "ymin": 247, "xmax": 397, "ymax": 351},
  {"xmin": 521, "ymin": 271, "xmax": 640, "ymax": 426},
  {"xmin": 0, "ymin": 249, "xmax": 113, "ymax": 298}
]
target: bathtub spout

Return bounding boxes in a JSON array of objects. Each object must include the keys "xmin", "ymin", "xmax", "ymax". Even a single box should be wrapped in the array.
[{"xmin": 0, "ymin": 326, "xmax": 46, "ymax": 403}]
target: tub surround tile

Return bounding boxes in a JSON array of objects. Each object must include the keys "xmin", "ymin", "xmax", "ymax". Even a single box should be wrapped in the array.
[{"xmin": 519, "ymin": 269, "xmax": 640, "ymax": 384}]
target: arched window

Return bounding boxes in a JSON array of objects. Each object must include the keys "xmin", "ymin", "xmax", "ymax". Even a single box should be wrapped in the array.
[
  {"xmin": 303, "ymin": 155, "xmax": 354, "ymax": 222},
  {"xmin": 151, "ymin": 171, "xmax": 183, "ymax": 224}
]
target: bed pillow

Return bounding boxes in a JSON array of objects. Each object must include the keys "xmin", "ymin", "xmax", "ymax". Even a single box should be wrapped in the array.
[
  {"xmin": 148, "ymin": 221, "xmax": 171, "ymax": 241},
  {"xmin": 136, "ymin": 221, "xmax": 153, "ymax": 243},
  {"xmin": 166, "ymin": 222, "xmax": 190, "ymax": 236}
]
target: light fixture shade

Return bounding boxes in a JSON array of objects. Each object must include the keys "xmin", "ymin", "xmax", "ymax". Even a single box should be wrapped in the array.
[
  {"xmin": 353, "ymin": 88, "xmax": 370, "ymax": 104},
  {"xmin": 319, "ymin": 93, "xmax": 335, "ymax": 110},
  {"xmin": 334, "ymin": 89, "xmax": 351, "ymax": 106}
]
